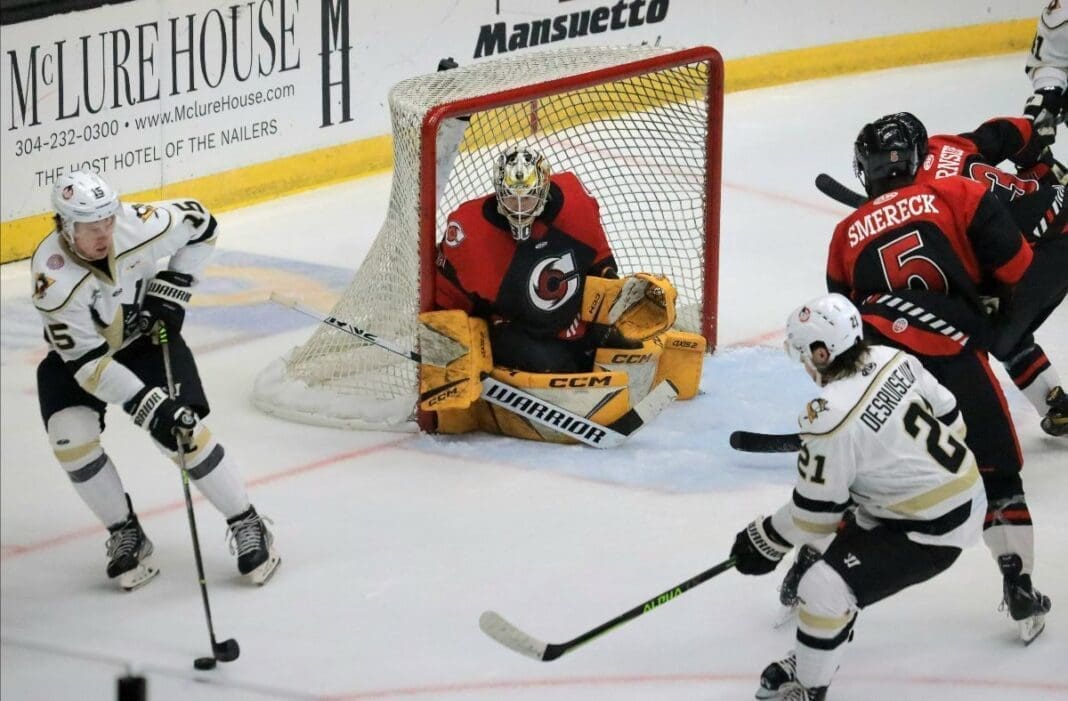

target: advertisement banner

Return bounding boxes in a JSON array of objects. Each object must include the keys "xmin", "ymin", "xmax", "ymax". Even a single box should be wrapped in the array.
[{"xmin": 1, "ymin": 0, "xmax": 1036, "ymax": 258}]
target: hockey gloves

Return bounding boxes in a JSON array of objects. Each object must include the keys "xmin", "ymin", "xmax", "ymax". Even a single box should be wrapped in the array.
[
  {"xmin": 124, "ymin": 386, "xmax": 198, "ymax": 452},
  {"xmin": 1024, "ymin": 87, "xmax": 1067, "ymax": 133},
  {"xmin": 140, "ymin": 271, "xmax": 193, "ymax": 334},
  {"xmin": 731, "ymin": 517, "xmax": 793, "ymax": 576}
]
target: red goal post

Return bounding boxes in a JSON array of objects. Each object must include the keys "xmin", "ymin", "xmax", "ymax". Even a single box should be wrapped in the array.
[{"xmin": 254, "ymin": 45, "xmax": 723, "ymax": 431}]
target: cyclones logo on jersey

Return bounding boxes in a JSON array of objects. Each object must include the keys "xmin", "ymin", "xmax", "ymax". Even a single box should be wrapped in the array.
[{"xmin": 528, "ymin": 251, "xmax": 579, "ymax": 311}]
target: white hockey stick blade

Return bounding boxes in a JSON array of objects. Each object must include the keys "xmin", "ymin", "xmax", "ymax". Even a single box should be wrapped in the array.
[
  {"xmin": 480, "ymin": 376, "xmax": 628, "ymax": 448},
  {"xmin": 479, "ymin": 611, "xmax": 548, "ymax": 661},
  {"xmin": 632, "ymin": 380, "xmax": 678, "ymax": 425}
]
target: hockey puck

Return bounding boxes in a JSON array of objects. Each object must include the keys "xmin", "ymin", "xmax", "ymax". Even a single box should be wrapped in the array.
[{"xmin": 193, "ymin": 657, "xmax": 217, "ymax": 670}]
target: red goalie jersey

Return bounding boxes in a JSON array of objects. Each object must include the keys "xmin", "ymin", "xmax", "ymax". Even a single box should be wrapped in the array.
[{"xmin": 434, "ymin": 172, "xmax": 616, "ymax": 341}]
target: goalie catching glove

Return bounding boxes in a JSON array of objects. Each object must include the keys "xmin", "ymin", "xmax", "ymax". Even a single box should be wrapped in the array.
[{"xmin": 582, "ymin": 272, "xmax": 677, "ymax": 343}]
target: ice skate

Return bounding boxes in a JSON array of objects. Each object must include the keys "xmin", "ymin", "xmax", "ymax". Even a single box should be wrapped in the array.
[
  {"xmin": 756, "ymin": 651, "xmax": 797, "ymax": 699},
  {"xmin": 105, "ymin": 501, "xmax": 158, "ymax": 591},
  {"xmin": 226, "ymin": 506, "xmax": 280, "ymax": 585},
  {"xmin": 1040, "ymin": 386, "xmax": 1067, "ymax": 437},
  {"xmin": 998, "ymin": 555, "xmax": 1051, "ymax": 644},
  {"xmin": 777, "ymin": 682, "xmax": 828, "ymax": 701}
]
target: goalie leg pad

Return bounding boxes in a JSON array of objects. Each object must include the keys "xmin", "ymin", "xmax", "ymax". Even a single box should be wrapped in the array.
[
  {"xmin": 654, "ymin": 331, "xmax": 706, "ymax": 400},
  {"xmin": 418, "ymin": 310, "xmax": 492, "ymax": 412},
  {"xmin": 478, "ymin": 367, "xmax": 631, "ymax": 444},
  {"xmin": 594, "ymin": 338, "xmax": 662, "ymax": 403},
  {"xmin": 581, "ymin": 273, "xmax": 677, "ymax": 342}
]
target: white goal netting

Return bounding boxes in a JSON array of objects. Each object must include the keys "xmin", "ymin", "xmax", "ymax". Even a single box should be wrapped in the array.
[{"xmin": 254, "ymin": 45, "xmax": 722, "ymax": 430}]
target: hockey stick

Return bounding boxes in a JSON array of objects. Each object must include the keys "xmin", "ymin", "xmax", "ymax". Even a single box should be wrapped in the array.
[
  {"xmin": 815, "ymin": 173, "xmax": 866, "ymax": 208},
  {"xmin": 479, "ymin": 557, "xmax": 736, "ymax": 661},
  {"xmin": 729, "ymin": 430, "xmax": 802, "ymax": 453},
  {"xmin": 270, "ymin": 293, "xmax": 677, "ymax": 448},
  {"xmin": 158, "ymin": 324, "xmax": 240, "ymax": 670}
]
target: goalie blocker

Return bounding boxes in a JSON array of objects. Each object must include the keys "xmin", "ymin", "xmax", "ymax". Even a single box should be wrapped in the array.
[{"xmin": 419, "ymin": 298, "xmax": 704, "ymax": 445}]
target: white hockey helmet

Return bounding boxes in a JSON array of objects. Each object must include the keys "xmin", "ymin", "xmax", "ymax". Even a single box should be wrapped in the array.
[
  {"xmin": 51, "ymin": 169, "xmax": 121, "ymax": 242},
  {"xmin": 784, "ymin": 293, "xmax": 863, "ymax": 367},
  {"xmin": 493, "ymin": 147, "xmax": 551, "ymax": 241}
]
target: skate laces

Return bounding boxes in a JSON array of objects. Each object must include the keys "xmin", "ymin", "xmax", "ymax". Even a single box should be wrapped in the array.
[
  {"xmin": 776, "ymin": 653, "xmax": 797, "ymax": 679},
  {"xmin": 106, "ymin": 522, "xmax": 141, "ymax": 560},
  {"xmin": 227, "ymin": 511, "xmax": 273, "ymax": 557}
]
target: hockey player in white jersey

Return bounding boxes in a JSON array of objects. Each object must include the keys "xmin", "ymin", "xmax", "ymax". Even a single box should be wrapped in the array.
[
  {"xmin": 32, "ymin": 170, "xmax": 280, "ymax": 590},
  {"xmin": 1025, "ymin": 1, "xmax": 1068, "ymax": 132},
  {"xmin": 729, "ymin": 294, "xmax": 987, "ymax": 701}
]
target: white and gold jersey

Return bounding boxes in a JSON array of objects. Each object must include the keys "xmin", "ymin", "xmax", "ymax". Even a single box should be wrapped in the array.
[
  {"xmin": 31, "ymin": 199, "xmax": 217, "ymax": 406},
  {"xmin": 1027, "ymin": 1, "xmax": 1068, "ymax": 92},
  {"xmin": 770, "ymin": 345, "xmax": 985, "ymax": 550}
]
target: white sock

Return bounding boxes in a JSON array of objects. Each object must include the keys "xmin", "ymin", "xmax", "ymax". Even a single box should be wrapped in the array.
[{"xmin": 71, "ymin": 457, "xmax": 130, "ymax": 527}]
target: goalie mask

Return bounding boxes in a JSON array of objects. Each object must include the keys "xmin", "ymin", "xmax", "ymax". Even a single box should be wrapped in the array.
[
  {"xmin": 51, "ymin": 170, "xmax": 121, "ymax": 251},
  {"xmin": 784, "ymin": 293, "xmax": 862, "ymax": 378},
  {"xmin": 494, "ymin": 147, "xmax": 551, "ymax": 241},
  {"xmin": 853, "ymin": 114, "xmax": 922, "ymax": 196}
]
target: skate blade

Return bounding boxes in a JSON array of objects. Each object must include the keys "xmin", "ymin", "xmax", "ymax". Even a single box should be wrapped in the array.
[
  {"xmin": 1020, "ymin": 614, "xmax": 1046, "ymax": 645},
  {"xmin": 247, "ymin": 547, "xmax": 280, "ymax": 586},
  {"xmin": 773, "ymin": 605, "xmax": 797, "ymax": 629},
  {"xmin": 119, "ymin": 563, "xmax": 159, "ymax": 591},
  {"xmin": 754, "ymin": 685, "xmax": 791, "ymax": 700}
]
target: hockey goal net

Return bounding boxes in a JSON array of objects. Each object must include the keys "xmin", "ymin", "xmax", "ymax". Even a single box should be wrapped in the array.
[{"xmin": 254, "ymin": 45, "xmax": 723, "ymax": 430}]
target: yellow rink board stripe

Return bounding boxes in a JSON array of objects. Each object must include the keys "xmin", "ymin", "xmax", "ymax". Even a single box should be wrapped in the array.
[{"xmin": 0, "ymin": 18, "xmax": 1034, "ymax": 263}]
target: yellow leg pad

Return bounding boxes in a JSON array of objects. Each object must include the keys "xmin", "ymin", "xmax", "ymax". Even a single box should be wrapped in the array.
[
  {"xmin": 418, "ymin": 310, "xmax": 492, "ymax": 412},
  {"xmin": 434, "ymin": 404, "xmax": 482, "ymax": 434},
  {"xmin": 653, "ymin": 331, "xmax": 706, "ymax": 400},
  {"xmin": 593, "ymin": 338, "xmax": 662, "ymax": 403}
]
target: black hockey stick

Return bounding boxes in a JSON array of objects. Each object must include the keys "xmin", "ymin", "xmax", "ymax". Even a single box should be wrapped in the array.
[
  {"xmin": 729, "ymin": 430, "xmax": 802, "ymax": 453},
  {"xmin": 158, "ymin": 325, "xmax": 240, "ymax": 670},
  {"xmin": 270, "ymin": 293, "xmax": 678, "ymax": 448},
  {"xmin": 815, "ymin": 173, "xmax": 866, "ymax": 208},
  {"xmin": 479, "ymin": 557, "xmax": 736, "ymax": 661}
]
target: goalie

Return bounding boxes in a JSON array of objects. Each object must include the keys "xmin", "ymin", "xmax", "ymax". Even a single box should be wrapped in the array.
[{"xmin": 422, "ymin": 146, "xmax": 705, "ymax": 442}]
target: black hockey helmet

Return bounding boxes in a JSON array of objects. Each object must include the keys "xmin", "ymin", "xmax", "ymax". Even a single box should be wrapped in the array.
[
  {"xmin": 890, "ymin": 111, "xmax": 929, "ymax": 156},
  {"xmin": 853, "ymin": 114, "xmax": 922, "ymax": 195}
]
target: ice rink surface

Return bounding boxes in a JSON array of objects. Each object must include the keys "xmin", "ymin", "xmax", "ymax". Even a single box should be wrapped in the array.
[{"xmin": 2, "ymin": 53, "xmax": 1066, "ymax": 700}]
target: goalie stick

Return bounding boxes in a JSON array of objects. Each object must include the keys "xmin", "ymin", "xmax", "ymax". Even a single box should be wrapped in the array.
[
  {"xmin": 729, "ymin": 430, "xmax": 802, "ymax": 453},
  {"xmin": 815, "ymin": 173, "xmax": 866, "ymax": 208},
  {"xmin": 479, "ymin": 557, "xmax": 736, "ymax": 661},
  {"xmin": 270, "ymin": 293, "xmax": 677, "ymax": 448}
]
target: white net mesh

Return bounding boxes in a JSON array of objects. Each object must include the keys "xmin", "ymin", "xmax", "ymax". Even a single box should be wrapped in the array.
[{"xmin": 253, "ymin": 46, "xmax": 720, "ymax": 429}]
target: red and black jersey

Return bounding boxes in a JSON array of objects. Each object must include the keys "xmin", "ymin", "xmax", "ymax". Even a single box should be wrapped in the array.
[
  {"xmin": 827, "ymin": 177, "xmax": 1032, "ymax": 355},
  {"xmin": 919, "ymin": 118, "xmax": 1067, "ymax": 241},
  {"xmin": 434, "ymin": 172, "xmax": 616, "ymax": 340}
]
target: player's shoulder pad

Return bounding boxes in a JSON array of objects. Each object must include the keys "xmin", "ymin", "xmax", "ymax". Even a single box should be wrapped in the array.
[
  {"xmin": 30, "ymin": 232, "xmax": 90, "ymax": 311},
  {"xmin": 797, "ymin": 393, "xmax": 847, "ymax": 434}
]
